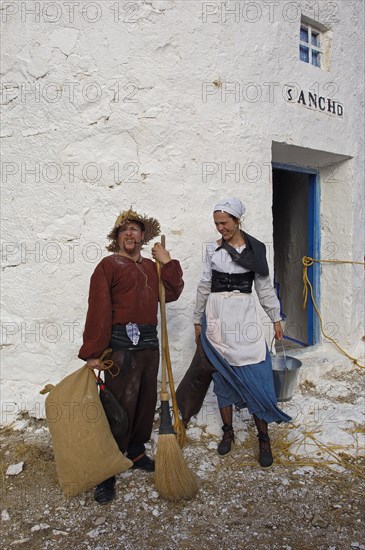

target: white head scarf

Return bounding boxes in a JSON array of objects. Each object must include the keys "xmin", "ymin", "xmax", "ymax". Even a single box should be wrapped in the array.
[{"xmin": 213, "ymin": 197, "xmax": 246, "ymax": 219}]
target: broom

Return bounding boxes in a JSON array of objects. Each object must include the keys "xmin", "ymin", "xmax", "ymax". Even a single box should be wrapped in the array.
[
  {"xmin": 163, "ymin": 310, "xmax": 186, "ymax": 448},
  {"xmin": 158, "ymin": 235, "xmax": 186, "ymax": 447},
  {"xmin": 155, "ymin": 237, "xmax": 199, "ymax": 501}
]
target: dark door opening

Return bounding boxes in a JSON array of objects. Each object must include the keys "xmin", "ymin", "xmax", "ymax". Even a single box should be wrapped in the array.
[{"xmin": 272, "ymin": 166, "xmax": 319, "ymax": 347}]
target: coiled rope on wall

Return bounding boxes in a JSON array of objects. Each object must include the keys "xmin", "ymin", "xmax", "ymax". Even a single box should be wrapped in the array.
[{"xmin": 302, "ymin": 256, "xmax": 365, "ymax": 368}]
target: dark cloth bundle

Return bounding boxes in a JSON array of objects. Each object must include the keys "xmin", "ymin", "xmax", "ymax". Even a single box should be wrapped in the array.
[
  {"xmin": 175, "ymin": 340, "xmax": 215, "ymax": 424},
  {"xmin": 97, "ymin": 376, "xmax": 129, "ymax": 440},
  {"xmin": 216, "ymin": 231, "xmax": 269, "ymax": 276}
]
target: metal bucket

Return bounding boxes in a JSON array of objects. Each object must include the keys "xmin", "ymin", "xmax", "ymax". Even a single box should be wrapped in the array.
[{"xmin": 271, "ymin": 342, "xmax": 302, "ymax": 402}]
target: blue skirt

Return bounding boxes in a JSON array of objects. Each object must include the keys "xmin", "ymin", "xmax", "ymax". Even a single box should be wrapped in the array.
[{"xmin": 201, "ymin": 315, "xmax": 291, "ymax": 424}]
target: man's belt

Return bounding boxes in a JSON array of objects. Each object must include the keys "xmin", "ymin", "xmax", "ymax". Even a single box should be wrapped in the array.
[
  {"xmin": 211, "ymin": 270, "xmax": 254, "ymax": 293},
  {"xmin": 110, "ymin": 324, "xmax": 159, "ymax": 350}
]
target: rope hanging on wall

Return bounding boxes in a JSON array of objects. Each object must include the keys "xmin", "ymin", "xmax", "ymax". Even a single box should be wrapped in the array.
[{"xmin": 302, "ymin": 256, "xmax": 365, "ymax": 368}]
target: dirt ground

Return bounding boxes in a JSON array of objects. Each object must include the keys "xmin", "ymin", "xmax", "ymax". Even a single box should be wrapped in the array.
[{"xmin": 1, "ymin": 408, "xmax": 364, "ymax": 550}]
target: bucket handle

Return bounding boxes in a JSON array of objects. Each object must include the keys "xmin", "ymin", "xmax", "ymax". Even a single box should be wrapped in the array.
[
  {"xmin": 280, "ymin": 340, "xmax": 287, "ymax": 364},
  {"xmin": 270, "ymin": 336, "xmax": 275, "ymax": 354},
  {"xmin": 270, "ymin": 337, "xmax": 288, "ymax": 370}
]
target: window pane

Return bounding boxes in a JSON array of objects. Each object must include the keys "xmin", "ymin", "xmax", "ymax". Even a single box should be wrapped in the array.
[
  {"xmin": 300, "ymin": 27, "xmax": 309, "ymax": 42},
  {"xmin": 311, "ymin": 32, "xmax": 320, "ymax": 47},
  {"xmin": 300, "ymin": 45, "xmax": 309, "ymax": 63},
  {"xmin": 312, "ymin": 50, "xmax": 321, "ymax": 67}
]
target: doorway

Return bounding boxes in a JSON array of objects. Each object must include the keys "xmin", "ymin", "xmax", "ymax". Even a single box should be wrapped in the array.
[{"xmin": 272, "ymin": 164, "xmax": 320, "ymax": 347}]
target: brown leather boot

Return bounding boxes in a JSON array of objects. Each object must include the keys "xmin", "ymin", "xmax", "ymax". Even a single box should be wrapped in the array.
[
  {"xmin": 257, "ymin": 431, "xmax": 273, "ymax": 468},
  {"xmin": 217, "ymin": 424, "xmax": 234, "ymax": 456}
]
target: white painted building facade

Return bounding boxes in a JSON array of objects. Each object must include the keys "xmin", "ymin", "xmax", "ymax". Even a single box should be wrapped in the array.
[{"xmin": 1, "ymin": 0, "xmax": 364, "ymax": 423}]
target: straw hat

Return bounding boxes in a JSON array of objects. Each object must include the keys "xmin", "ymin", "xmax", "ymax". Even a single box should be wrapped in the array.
[{"xmin": 106, "ymin": 208, "xmax": 161, "ymax": 252}]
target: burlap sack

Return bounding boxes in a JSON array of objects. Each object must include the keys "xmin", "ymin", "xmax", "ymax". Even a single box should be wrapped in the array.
[{"xmin": 45, "ymin": 365, "xmax": 132, "ymax": 497}]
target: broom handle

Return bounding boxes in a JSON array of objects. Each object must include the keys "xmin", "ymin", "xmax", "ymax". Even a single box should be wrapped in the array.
[
  {"xmin": 158, "ymin": 236, "xmax": 180, "ymax": 422},
  {"xmin": 162, "ymin": 319, "xmax": 180, "ymax": 423},
  {"xmin": 158, "ymin": 236, "xmax": 169, "ymax": 400}
]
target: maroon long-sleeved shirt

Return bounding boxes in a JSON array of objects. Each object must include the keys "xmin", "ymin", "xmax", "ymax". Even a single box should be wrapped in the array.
[{"xmin": 78, "ymin": 254, "xmax": 184, "ymax": 360}]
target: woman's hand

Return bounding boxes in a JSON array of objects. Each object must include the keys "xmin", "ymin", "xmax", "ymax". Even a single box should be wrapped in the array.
[
  {"xmin": 151, "ymin": 242, "xmax": 171, "ymax": 265},
  {"xmin": 194, "ymin": 324, "xmax": 202, "ymax": 344},
  {"xmin": 274, "ymin": 321, "xmax": 283, "ymax": 341},
  {"xmin": 86, "ymin": 358, "xmax": 101, "ymax": 370}
]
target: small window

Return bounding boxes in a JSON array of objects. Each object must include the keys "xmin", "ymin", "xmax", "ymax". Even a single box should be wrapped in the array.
[
  {"xmin": 300, "ymin": 27, "xmax": 308, "ymax": 42},
  {"xmin": 300, "ymin": 45, "xmax": 309, "ymax": 63},
  {"xmin": 311, "ymin": 31, "xmax": 320, "ymax": 47},
  {"xmin": 299, "ymin": 23, "xmax": 323, "ymax": 68},
  {"xmin": 312, "ymin": 50, "xmax": 321, "ymax": 67}
]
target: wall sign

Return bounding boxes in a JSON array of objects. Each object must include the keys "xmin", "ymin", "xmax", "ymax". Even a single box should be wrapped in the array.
[{"xmin": 286, "ymin": 88, "xmax": 344, "ymax": 116}]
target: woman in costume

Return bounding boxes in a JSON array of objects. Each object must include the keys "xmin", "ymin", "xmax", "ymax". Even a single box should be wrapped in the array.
[{"xmin": 193, "ymin": 197, "xmax": 291, "ymax": 467}]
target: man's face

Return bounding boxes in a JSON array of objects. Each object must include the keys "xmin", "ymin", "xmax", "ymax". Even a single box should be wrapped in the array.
[{"xmin": 117, "ymin": 221, "xmax": 144, "ymax": 255}]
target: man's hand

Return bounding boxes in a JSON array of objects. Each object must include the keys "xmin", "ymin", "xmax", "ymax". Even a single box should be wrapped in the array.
[
  {"xmin": 86, "ymin": 358, "xmax": 101, "ymax": 370},
  {"xmin": 194, "ymin": 324, "xmax": 201, "ymax": 344},
  {"xmin": 151, "ymin": 242, "xmax": 171, "ymax": 265},
  {"xmin": 274, "ymin": 321, "xmax": 283, "ymax": 341}
]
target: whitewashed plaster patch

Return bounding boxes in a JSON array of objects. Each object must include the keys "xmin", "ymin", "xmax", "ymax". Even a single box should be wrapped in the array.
[
  {"xmin": 17, "ymin": 44, "xmax": 52, "ymax": 79},
  {"xmin": 49, "ymin": 28, "xmax": 79, "ymax": 57},
  {"xmin": 36, "ymin": 213, "xmax": 84, "ymax": 241}
]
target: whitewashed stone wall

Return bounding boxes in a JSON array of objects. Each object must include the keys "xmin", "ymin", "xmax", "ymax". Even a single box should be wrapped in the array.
[{"xmin": 1, "ymin": 0, "xmax": 364, "ymax": 423}]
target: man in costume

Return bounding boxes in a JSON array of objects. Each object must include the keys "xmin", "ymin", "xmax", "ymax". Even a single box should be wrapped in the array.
[{"xmin": 79, "ymin": 209, "xmax": 184, "ymax": 504}]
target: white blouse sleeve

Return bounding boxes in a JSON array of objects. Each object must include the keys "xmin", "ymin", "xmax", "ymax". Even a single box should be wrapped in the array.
[
  {"xmin": 193, "ymin": 244, "xmax": 214, "ymax": 324},
  {"xmin": 254, "ymin": 274, "xmax": 282, "ymax": 323}
]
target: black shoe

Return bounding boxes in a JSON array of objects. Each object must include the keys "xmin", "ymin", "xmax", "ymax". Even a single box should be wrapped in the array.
[
  {"xmin": 94, "ymin": 476, "xmax": 116, "ymax": 504},
  {"xmin": 130, "ymin": 453, "xmax": 155, "ymax": 471},
  {"xmin": 258, "ymin": 432, "xmax": 273, "ymax": 468},
  {"xmin": 218, "ymin": 424, "xmax": 234, "ymax": 456}
]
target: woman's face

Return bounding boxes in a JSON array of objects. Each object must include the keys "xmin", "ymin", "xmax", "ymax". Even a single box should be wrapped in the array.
[
  {"xmin": 213, "ymin": 211, "xmax": 239, "ymax": 242},
  {"xmin": 117, "ymin": 221, "xmax": 144, "ymax": 254}
]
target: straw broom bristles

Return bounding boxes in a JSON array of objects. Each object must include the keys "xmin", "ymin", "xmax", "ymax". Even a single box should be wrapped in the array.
[
  {"xmin": 155, "ymin": 434, "xmax": 199, "ymax": 501},
  {"xmin": 155, "ymin": 399, "xmax": 199, "ymax": 501}
]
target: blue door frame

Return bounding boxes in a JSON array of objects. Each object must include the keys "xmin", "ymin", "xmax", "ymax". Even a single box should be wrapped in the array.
[{"xmin": 272, "ymin": 162, "xmax": 320, "ymax": 345}]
